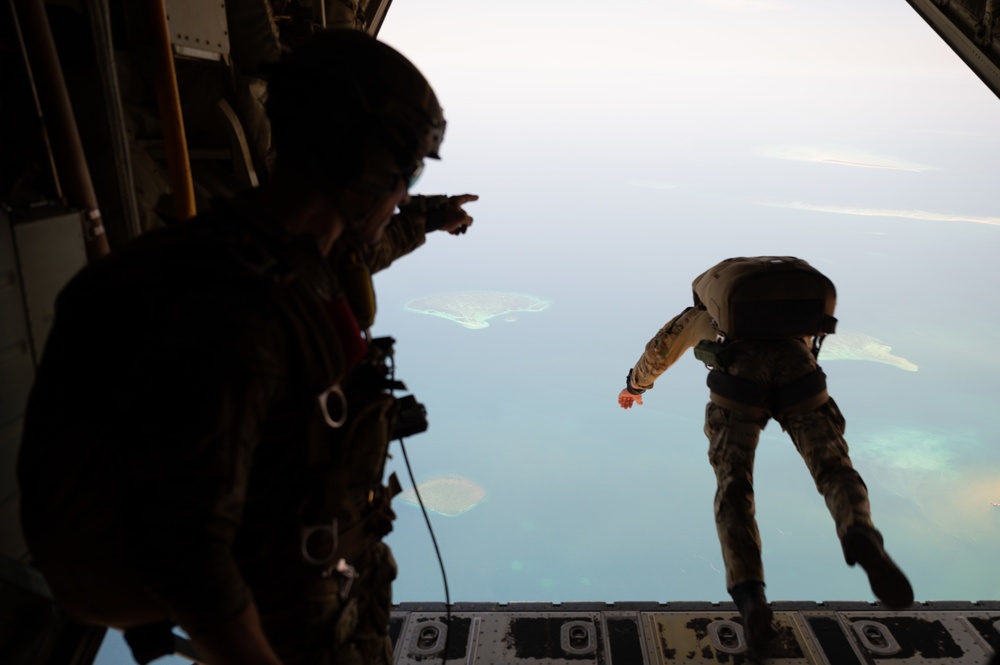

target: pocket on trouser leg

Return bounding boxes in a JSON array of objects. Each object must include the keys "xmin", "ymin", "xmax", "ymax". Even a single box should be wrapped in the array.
[
  {"xmin": 704, "ymin": 402, "xmax": 728, "ymax": 441},
  {"xmin": 820, "ymin": 398, "xmax": 847, "ymax": 436},
  {"xmin": 781, "ymin": 398, "xmax": 847, "ymax": 447},
  {"xmin": 705, "ymin": 403, "xmax": 763, "ymax": 470}
]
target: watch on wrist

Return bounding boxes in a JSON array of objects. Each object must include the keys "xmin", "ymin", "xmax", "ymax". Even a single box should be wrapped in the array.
[{"xmin": 625, "ymin": 370, "xmax": 645, "ymax": 395}]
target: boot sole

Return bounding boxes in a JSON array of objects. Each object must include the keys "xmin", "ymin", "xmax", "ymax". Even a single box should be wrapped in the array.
[{"xmin": 843, "ymin": 530, "xmax": 914, "ymax": 609}]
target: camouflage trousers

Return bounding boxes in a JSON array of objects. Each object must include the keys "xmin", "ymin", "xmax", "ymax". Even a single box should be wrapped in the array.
[
  {"xmin": 704, "ymin": 398, "xmax": 874, "ymax": 590},
  {"xmin": 262, "ymin": 542, "xmax": 397, "ymax": 665}
]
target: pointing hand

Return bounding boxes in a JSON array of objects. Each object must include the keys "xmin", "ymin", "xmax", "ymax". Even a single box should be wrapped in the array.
[{"xmin": 440, "ymin": 194, "xmax": 479, "ymax": 234}]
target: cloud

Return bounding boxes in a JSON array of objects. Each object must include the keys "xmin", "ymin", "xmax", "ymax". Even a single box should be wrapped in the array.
[
  {"xmin": 762, "ymin": 201, "xmax": 1000, "ymax": 227},
  {"xmin": 761, "ymin": 146, "xmax": 932, "ymax": 172},
  {"xmin": 697, "ymin": 0, "xmax": 789, "ymax": 10},
  {"xmin": 629, "ymin": 180, "xmax": 681, "ymax": 190},
  {"xmin": 908, "ymin": 128, "xmax": 981, "ymax": 138}
]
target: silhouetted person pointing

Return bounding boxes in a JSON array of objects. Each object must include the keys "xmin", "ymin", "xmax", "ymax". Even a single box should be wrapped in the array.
[{"xmin": 19, "ymin": 29, "xmax": 477, "ymax": 665}]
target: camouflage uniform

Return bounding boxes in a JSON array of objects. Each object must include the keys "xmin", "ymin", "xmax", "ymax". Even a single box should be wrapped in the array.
[
  {"xmin": 259, "ymin": 543, "xmax": 398, "ymax": 665},
  {"xmin": 18, "ymin": 198, "xmax": 435, "ymax": 663},
  {"xmin": 628, "ymin": 307, "xmax": 875, "ymax": 591}
]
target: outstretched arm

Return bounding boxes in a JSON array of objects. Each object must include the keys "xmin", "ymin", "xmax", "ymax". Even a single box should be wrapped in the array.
[
  {"xmin": 366, "ymin": 194, "xmax": 480, "ymax": 273},
  {"xmin": 433, "ymin": 193, "xmax": 479, "ymax": 234},
  {"xmin": 617, "ymin": 306, "xmax": 715, "ymax": 409}
]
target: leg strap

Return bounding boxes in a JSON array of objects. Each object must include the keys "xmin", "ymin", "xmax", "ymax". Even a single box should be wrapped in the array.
[{"xmin": 707, "ymin": 367, "xmax": 828, "ymax": 420}]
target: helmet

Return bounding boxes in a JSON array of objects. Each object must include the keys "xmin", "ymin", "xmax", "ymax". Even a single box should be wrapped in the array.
[{"xmin": 265, "ymin": 29, "xmax": 445, "ymax": 191}]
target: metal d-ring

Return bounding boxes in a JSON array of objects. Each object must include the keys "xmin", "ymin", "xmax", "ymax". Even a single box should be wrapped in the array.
[
  {"xmin": 300, "ymin": 520, "xmax": 338, "ymax": 566},
  {"xmin": 317, "ymin": 384, "xmax": 347, "ymax": 428}
]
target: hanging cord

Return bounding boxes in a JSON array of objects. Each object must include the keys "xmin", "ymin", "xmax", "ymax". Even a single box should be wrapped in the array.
[
  {"xmin": 397, "ymin": 438, "xmax": 451, "ymax": 664},
  {"xmin": 386, "ymin": 355, "xmax": 451, "ymax": 663}
]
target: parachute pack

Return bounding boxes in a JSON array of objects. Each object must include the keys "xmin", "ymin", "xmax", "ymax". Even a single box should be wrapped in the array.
[{"xmin": 692, "ymin": 256, "xmax": 837, "ymax": 341}]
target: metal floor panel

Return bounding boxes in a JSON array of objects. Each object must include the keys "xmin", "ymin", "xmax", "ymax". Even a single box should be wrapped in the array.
[{"xmin": 391, "ymin": 602, "xmax": 1000, "ymax": 664}]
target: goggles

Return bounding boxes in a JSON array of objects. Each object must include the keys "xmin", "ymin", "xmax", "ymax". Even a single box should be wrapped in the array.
[
  {"xmin": 403, "ymin": 160, "xmax": 424, "ymax": 189},
  {"xmin": 352, "ymin": 161, "xmax": 423, "ymax": 197}
]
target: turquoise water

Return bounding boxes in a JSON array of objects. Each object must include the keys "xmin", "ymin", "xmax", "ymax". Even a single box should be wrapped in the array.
[
  {"xmin": 376, "ymin": 228, "xmax": 1000, "ymax": 605},
  {"xmin": 93, "ymin": 1, "xmax": 1000, "ymax": 662}
]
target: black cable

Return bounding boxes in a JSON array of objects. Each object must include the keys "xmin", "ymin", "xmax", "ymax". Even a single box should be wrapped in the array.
[
  {"xmin": 398, "ymin": 436, "xmax": 451, "ymax": 664},
  {"xmin": 386, "ymin": 347, "xmax": 451, "ymax": 663}
]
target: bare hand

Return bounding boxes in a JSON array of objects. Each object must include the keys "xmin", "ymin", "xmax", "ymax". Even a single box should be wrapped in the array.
[
  {"xmin": 618, "ymin": 388, "xmax": 643, "ymax": 409},
  {"xmin": 439, "ymin": 194, "xmax": 479, "ymax": 234}
]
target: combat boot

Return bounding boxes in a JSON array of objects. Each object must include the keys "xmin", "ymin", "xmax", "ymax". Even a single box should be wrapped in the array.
[
  {"xmin": 841, "ymin": 524, "xmax": 914, "ymax": 609},
  {"xmin": 729, "ymin": 580, "xmax": 779, "ymax": 653}
]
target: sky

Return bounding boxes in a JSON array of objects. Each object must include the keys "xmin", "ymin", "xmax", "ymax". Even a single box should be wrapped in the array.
[
  {"xmin": 371, "ymin": 0, "xmax": 1000, "ymax": 608},
  {"xmin": 95, "ymin": 1, "xmax": 1000, "ymax": 662}
]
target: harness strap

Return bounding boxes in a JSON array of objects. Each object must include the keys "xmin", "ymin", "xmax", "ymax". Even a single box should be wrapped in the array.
[
  {"xmin": 706, "ymin": 367, "xmax": 829, "ymax": 419},
  {"xmin": 811, "ymin": 334, "xmax": 827, "ymax": 358},
  {"xmin": 333, "ymin": 473, "xmax": 403, "ymax": 564},
  {"xmin": 706, "ymin": 370, "xmax": 769, "ymax": 408},
  {"xmin": 219, "ymin": 216, "xmax": 403, "ymax": 583},
  {"xmin": 774, "ymin": 367, "xmax": 828, "ymax": 416}
]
